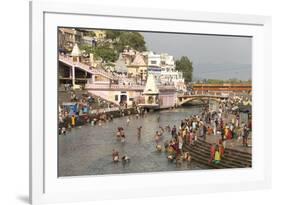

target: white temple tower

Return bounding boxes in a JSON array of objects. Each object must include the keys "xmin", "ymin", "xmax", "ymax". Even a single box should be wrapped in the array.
[
  {"xmin": 70, "ymin": 43, "xmax": 81, "ymax": 86},
  {"xmin": 71, "ymin": 43, "xmax": 81, "ymax": 63},
  {"xmin": 140, "ymin": 74, "xmax": 160, "ymax": 109}
]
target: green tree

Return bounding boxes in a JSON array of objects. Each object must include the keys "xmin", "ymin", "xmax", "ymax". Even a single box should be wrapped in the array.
[
  {"xmin": 80, "ymin": 44, "xmax": 95, "ymax": 54},
  {"xmin": 114, "ymin": 32, "xmax": 146, "ymax": 53},
  {"xmin": 105, "ymin": 30, "xmax": 121, "ymax": 40},
  {"xmin": 79, "ymin": 31, "xmax": 146, "ymax": 63},
  {"xmin": 95, "ymin": 46, "xmax": 118, "ymax": 63},
  {"xmin": 175, "ymin": 56, "xmax": 193, "ymax": 82},
  {"xmin": 79, "ymin": 44, "xmax": 117, "ymax": 62},
  {"xmin": 207, "ymin": 79, "xmax": 224, "ymax": 84},
  {"xmin": 88, "ymin": 31, "xmax": 96, "ymax": 38}
]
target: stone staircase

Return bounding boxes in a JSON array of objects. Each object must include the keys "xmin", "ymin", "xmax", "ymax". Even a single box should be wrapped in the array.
[{"xmin": 183, "ymin": 139, "xmax": 252, "ymax": 169}]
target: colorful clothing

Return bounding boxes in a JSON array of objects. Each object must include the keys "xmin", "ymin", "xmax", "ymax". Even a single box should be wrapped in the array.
[
  {"xmin": 71, "ymin": 116, "xmax": 75, "ymax": 126},
  {"xmin": 214, "ymin": 151, "xmax": 221, "ymax": 161}
]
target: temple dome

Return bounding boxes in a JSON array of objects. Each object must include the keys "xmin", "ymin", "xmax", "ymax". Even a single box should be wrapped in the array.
[{"xmin": 131, "ymin": 53, "xmax": 146, "ymax": 66}]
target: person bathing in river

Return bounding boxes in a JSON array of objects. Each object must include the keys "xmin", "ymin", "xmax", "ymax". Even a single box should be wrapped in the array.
[
  {"xmin": 137, "ymin": 126, "xmax": 142, "ymax": 138},
  {"xmin": 112, "ymin": 149, "xmax": 119, "ymax": 162},
  {"xmin": 171, "ymin": 125, "xmax": 177, "ymax": 138},
  {"xmin": 126, "ymin": 117, "xmax": 130, "ymax": 125},
  {"xmin": 183, "ymin": 152, "xmax": 192, "ymax": 165},
  {"xmin": 157, "ymin": 115, "xmax": 160, "ymax": 122},
  {"xmin": 121, "ymin": 155, "xmax": 130, "ymax": 163},
  {"xmin": 167, "ymin": 140, "xmax": 176, "ymax": 162},
  {"xmin": 165, "ymin": 125, "xmax": 171, "ymax": 133},
  {"xmin": 116, "ymin": 128, "xmax": 121, "ymax": 140},
  {"xmin": 120, "ymin": 128, "xmax": 126, "ymax": 143},
  {"xmin": 156, "ymin": 144, "xmax": 162, "ymax": 152},
  {"xmin": 159, "ymin": 126, "xmax": 165, "ymax": 135},
  {"xmin": 154, "ymin": 131, "xmax": 161, "ymax": 144},
  {"xmin": 181, "ymin": 120, "xmax": 186, "ymax": 129}
]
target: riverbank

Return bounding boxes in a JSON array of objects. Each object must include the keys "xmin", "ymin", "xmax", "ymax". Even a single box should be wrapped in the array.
[{"xmin": 59, "ymin": 103, "xmax": 205, "ymax": 129}]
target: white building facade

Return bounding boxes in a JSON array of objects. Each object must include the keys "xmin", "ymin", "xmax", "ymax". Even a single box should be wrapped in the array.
[{"xmin": 147, "ymin": 52, "xmax": 185, "ymax": 91}]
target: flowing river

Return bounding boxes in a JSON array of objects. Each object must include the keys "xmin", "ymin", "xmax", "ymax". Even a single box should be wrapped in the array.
[{"xmin": 58, "ymin": 106, "xmax": 209, "ymax": 177}]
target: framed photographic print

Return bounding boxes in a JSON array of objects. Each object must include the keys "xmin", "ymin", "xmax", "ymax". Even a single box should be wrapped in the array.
[{"xmin": 30, "ymin": 0, "xmax": 272, "ymax": 204}]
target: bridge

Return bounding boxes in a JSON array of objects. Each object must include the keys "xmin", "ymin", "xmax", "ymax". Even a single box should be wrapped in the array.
[{"xmin": 177, "ymin": 94, "xmax": 229, "ymax": 105}]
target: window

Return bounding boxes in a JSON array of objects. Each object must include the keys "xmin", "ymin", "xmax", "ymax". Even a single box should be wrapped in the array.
[
  {"xmin": 150, "ymin": 60, "xmax": 157, "ymax": 64},
  {"xmin": 115, "ymin": 95, "xmax": 118, "ymax": 101}
]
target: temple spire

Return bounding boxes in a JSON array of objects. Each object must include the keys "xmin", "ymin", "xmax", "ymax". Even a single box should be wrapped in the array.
[
  {"xmin": 143, "ymin": 74, "xmax": 159, "ymax": 94},
  {"xmin": 71, "ymin": 43, "xmax": 81, "ymax": 57}
]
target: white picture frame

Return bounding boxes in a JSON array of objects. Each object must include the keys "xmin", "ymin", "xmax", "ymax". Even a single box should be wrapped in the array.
[{"xmin": 30, "ymin": 0, "xmax": 272, "ymax": 204}]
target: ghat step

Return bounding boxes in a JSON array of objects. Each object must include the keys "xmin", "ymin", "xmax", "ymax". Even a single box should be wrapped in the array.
[{"xmin": 183, "ymin": 139, "xmax": 252, "ymax": 169}]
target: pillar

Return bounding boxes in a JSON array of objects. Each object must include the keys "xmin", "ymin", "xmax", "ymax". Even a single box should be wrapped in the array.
[{"xmin": 72, "ymin": 65, "xmax": 75, "ymax": 86}]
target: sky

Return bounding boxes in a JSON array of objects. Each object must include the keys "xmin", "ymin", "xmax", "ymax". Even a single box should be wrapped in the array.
[{"xmin": 141, "ymin": 32, "xmax": 252, "ymax": 81}]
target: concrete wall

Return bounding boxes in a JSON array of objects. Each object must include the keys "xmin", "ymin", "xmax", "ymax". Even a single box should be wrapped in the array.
[
  {"xmin": 159, "ymin": 92, "xmax": 177, "ymax": 108},
  {"xmin": 88, "ymin": 90, "xmax": 143, "ymax": 106}
]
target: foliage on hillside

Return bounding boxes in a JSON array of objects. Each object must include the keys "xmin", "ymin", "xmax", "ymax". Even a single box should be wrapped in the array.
[{"xmin": 80, "ymin": 30, "xmax": 146, "ymax": 63}]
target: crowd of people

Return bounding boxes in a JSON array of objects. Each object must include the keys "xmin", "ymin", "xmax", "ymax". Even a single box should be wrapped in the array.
[
  {"xmin": 147, "ymin": 95, "xmax": 252, "ymax": 166},
  {"xmin": 98, "ymin": 95, "xmax": 252, "ymax": 167},
  {"xmin": 58, "ymin": 89, "xmax": 142, "ymax": 135}
]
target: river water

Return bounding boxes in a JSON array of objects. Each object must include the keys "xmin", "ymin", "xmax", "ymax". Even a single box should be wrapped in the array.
[{"xmin": 58, "ymin": 106, "xmax": 209, "ymax": 177}]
